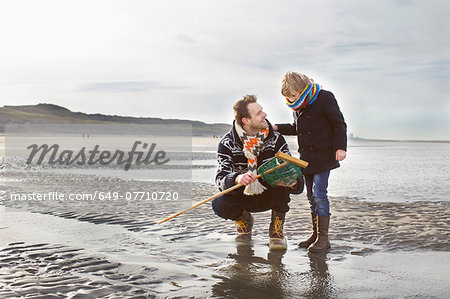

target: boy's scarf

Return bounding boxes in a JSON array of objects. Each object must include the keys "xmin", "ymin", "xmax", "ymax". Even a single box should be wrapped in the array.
[
  {"xmin": 286, "ymin": 79, "xmax": 321, "ymax": 112},
  {"xmin": 235, "ymin": 123, "xmax": 269, "ymax": 195}
]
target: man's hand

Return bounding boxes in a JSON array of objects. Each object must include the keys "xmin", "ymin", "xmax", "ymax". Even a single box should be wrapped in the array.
[
  {"xmin": 273, "ymin": 125, "xmax": 278, "ymax": 131},
  {"xmin": 336, "ymin": 149, "xmax": 347, "ymax": 161},
  {"xmin": 236, "ymin": 172, "xmax": 257, "ymax": 186}
]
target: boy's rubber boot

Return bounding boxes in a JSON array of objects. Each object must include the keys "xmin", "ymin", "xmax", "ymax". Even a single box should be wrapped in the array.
[
  {"xmin": 269, "ymin": 210, "xmax": 287, "ymax": 250},
  {"xmin": 308, "ymin": 216, "xmax": 331, "ymax": 253},
  {"xmin": 234, "ymin": 210, "xmax": 254, "ymax": 242},
  {"xmin": 298, "ymin": 213, "xmax": 317, "ymax": 248}
]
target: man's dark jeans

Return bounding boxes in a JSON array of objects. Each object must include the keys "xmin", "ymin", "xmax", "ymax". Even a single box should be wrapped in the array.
[{"xmin": 212, "ymin": 186, "xmax": 291, "ymax": 220}]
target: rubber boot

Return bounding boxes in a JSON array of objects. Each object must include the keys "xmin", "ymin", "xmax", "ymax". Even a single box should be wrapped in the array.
[
  {"xmin": 308, "ymin": 216, "xmax": 331, "ymax": 253},
  {"xmin": 269, "ymin": 210, "xmax": 287, "ymax": 250},
  {"xmin": 234, "ymin": 210, "xmax": 254, "ymax": 242},
  {"xmin": 298, "ymin": 213, "xmax": 317, "ymax": 248}
]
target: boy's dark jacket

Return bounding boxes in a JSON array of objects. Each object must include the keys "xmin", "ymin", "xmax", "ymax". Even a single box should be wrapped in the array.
[
  {"xmin": 215, "ymin": 120, "xmax": 303, "ymax": 194},
  {"xmin": 276, "ymin": 90, "xmax": 347, "ymax": 175}
]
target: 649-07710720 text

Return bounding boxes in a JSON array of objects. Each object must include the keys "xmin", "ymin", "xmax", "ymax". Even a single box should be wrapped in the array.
[{"xmin": 7, "ymin": 191, "xmax": 179, "ymax": 201}]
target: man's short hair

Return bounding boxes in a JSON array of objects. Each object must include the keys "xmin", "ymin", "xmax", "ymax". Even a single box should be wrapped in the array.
[
  {"xmin": 233, "ymin": 95, "xmax": 257, "ymax": 127},
  {"xmin": 281, "ymin": 72, "xmax": 310, "ymax": 98}
]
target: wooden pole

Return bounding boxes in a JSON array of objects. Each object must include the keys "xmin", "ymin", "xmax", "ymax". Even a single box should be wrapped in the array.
[
  {"xmin": 157, "ymin": 161, "xmax": 289, "ymax": 224},
  {"xmin": 275, "ymin": 152, "xmax": 309, "ymax": 168}
]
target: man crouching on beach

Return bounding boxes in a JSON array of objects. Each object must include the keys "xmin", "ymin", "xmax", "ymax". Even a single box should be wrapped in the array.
[{"xmin": 212, "ymin": 95, "xmax": 303, "ymax": 250}]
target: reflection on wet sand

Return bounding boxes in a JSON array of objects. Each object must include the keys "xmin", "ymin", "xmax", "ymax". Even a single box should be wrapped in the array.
[
  {"xmin": 212, "ymin": 243, "xmax": 288, "ymax": 298},
  {"xmin": 212, "ymin": 242, "xmax": 338, "ymax": 298},
  {"xmin": 304, "ymin": 252, "xmax": 337, "ymax": 298}
]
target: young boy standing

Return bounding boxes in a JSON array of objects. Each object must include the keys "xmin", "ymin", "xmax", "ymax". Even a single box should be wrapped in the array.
[{"xmin": 274, "ymin": 72, "xmax": 347, "ymax": 253}]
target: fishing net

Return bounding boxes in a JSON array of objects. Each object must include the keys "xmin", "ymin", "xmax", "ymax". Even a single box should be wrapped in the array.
[{"xmin": 257, "ymin": 157, "xmax": 303, "ymax": 187}]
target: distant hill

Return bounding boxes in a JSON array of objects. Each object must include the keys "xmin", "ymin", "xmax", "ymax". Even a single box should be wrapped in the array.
[{"xmin": 0, "ymin": 103, "xmax": 231, "ymax": 136}]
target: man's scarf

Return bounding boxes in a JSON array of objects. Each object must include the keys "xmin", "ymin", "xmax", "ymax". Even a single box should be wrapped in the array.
[
  {"xmin": 286, "ymin": 79, "xmax": 321, "ymax": 112},
  {"xmin": 235, "ymin": 123, "xmax": 269, "ymax": 195}
]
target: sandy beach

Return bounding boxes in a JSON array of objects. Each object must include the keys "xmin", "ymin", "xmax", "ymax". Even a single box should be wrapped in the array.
[
  {"xmin": 1, "ymin": 0, "xmax": 449, "ymax": 296},
  {"xmin": 1, "ymin": 137, "xmax": 449, "ymax": 298}
]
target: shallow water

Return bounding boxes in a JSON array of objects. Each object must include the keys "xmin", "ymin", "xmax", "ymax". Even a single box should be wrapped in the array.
[
  {"xmin": 3, "ymin": 138, "xmax": 448, "ymax": 203},
  {"xmin": 189, "ymin": 138, "xmax": 450, "ymax": 203}
]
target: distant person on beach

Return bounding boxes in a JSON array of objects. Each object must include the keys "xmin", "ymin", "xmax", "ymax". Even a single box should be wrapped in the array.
[
  {"xmin": 274, "ymin": 72, "xmax": 347, "ymax": 253},
  {"xmin": 212, "ymin": 95, "xmax": 303, "ymax": 250}
]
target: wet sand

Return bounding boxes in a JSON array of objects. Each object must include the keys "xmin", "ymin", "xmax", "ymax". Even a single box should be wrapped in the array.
[
  {"xmin": 0, "ymin": 136, "xmax": 449, "ymax": 297},
  {"xmin": 1, "ymin": 171, "xmax": 449, "ymax": 298}
]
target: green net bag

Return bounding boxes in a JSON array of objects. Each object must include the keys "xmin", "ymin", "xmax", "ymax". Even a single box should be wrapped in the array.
[{"xmin": 257, "ymin": 157, "xmax": 303, "ymax": 187}]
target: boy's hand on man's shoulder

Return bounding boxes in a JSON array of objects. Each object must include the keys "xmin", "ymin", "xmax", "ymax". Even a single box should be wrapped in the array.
[{"xmin": 336, "ymin": 149, "xmax": 346, "ymax": 161}]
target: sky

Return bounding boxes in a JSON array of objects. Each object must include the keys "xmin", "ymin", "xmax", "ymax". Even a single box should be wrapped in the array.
[{"xmin": 0, "ymin": 0, "xmax": 449, "ymax": 140}]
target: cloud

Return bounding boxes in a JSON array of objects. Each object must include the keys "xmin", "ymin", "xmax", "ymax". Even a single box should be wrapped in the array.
[
  {"xmin": 0, "ymin": 0, "xmax": 449, "ymax": 139},
  {"xmin": 175, "ymin": 34, "xmax": 197, "ymax": 44},
  {"xmin": 330, "ymin": 42, "xmax": 388, "ymax": 53},
  {"xmin": 79, "ymin": 81, "xmax": 187, "ymax": 93}
]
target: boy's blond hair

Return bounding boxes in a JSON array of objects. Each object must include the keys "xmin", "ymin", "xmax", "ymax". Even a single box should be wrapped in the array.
[{"xmin": 281, "ymin": 72, "xmax": 310, "ymax": 97}]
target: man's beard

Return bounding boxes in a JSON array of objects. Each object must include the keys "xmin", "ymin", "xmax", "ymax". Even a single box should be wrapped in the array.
[{"xmin": 250, "ymin": 119, "xmax": 268, "ymax": 132}]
